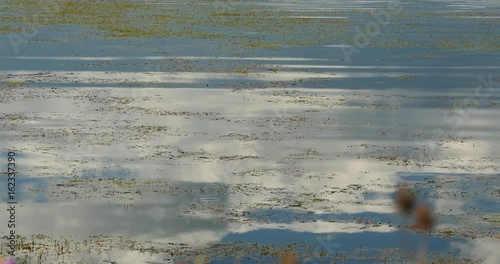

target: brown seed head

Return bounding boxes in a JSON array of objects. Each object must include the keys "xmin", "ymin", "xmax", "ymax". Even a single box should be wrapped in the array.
[
  {"xmin": 395, "ymin": 184, "xmax": 416, "ymax": 215},
  {"xmin": 415, "ymin": 204, "xmax": 435, "ymax": 232},
  {"xmin": 280, "ymin": 250, "xmax": 301, "ymax": 264}
]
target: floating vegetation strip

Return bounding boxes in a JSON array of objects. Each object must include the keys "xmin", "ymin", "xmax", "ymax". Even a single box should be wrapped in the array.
[{"xmin": 1, "ymin": 0, "xmax": 498, "ymax": 50}]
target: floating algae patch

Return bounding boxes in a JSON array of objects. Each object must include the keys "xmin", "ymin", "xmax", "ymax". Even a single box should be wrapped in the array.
[
  {"xmin": 2, "ymin": 0, "xmax": 172, "ymax": 38},
  {"xmin": 0, "ymin": 232, "xmax": 487, "ymax": 264},
  {"xmin": 2, "ymin": 0, "xmax": 499, "ymax": 51},
  {"xmin": 6, "ymin": 171, "xmax": 500, "ymax": 262},
  {"xmin": 32, "ymin": 177, "xmax": 231, "ymax": 202},
  {"xmin": 434, "ymin": 38, "xmax": 500, "ymax": 52},
  {"xmin": 0, "ymin": 233, "xmax": 200, "ymax": 264},
  {"xmin": 483, "ymin": 214, "xmax": 500, "ymax": 224},
  {"xmin": 13, "ymin": 176, "xmax": 494, "ymax": 263},
  {"xmin": 2, "ymin": 79, "xmax": 26, "ymax": 87},
  {"xmin": 0, "ymin": 25, "xmax": 22, "ymax": 33}
]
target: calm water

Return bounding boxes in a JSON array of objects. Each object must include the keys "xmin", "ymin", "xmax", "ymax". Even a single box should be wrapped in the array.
[{"xmin": 0, "ymin": 0, "xmax": 499, "ymax": 263}]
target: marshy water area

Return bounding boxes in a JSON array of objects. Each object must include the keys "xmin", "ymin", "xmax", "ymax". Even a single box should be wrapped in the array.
[{"xmin": 0, "ymin": 0, "xmax": 499, "ymax": 263}]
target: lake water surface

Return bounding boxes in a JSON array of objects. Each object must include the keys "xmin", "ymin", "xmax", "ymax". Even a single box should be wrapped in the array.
[{"xmin": 0, "ymin": 0, "xmax": 499, "ymax": 263}]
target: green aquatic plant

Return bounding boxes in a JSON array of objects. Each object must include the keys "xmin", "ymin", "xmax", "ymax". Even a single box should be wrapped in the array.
[{"xmin": 2, "ymin": 0, "xmax": 497, "ymax": 51}]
